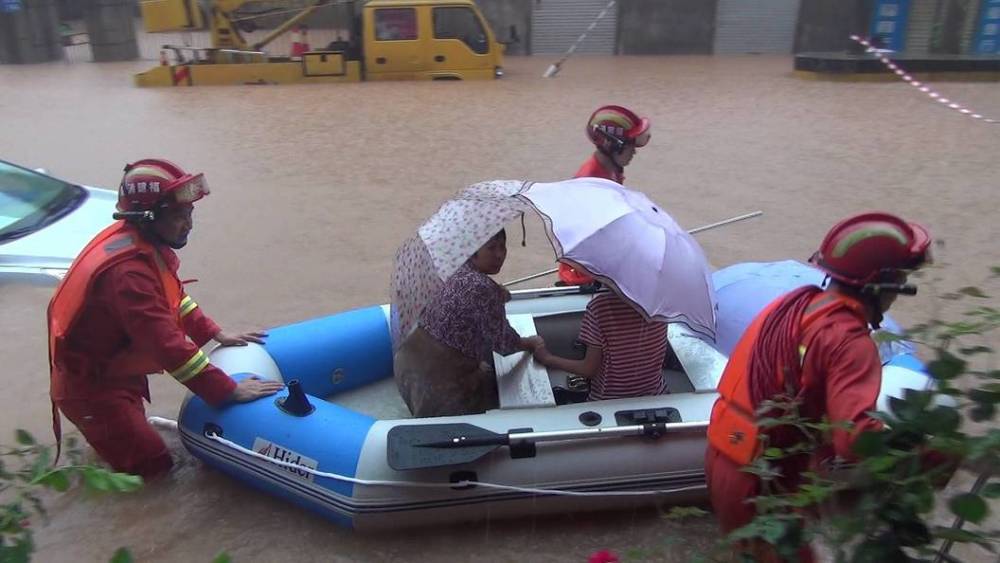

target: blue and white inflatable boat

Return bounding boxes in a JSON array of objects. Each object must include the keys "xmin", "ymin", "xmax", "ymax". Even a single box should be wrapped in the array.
[{"xmin": 177, "ymin": 261, "xmax": 932, "ymax": 531}]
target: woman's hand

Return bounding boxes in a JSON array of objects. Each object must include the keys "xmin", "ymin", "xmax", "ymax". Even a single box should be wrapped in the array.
[
  {"xmin": 215, "ymin": 330, "xmax": 268, "ymax": 347},
  {"xmin": 520, "ymin": 335, "xmax": 545, "ymax": 352}
]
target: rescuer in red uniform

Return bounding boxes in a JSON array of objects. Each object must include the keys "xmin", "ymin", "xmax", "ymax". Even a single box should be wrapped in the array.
[
  {"xmin": 705, "ymin": 212, "xmax": 933, "ymax": 562},
  {"xmin": 48, "ymin": 159, "xmax": 283, "ymax": 478},
  {"xmin": 559, "ymin": 105, "xmax": 651, "ymax": 286}
]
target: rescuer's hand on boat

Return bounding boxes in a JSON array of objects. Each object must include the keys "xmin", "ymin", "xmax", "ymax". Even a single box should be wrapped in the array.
[
  {"xmin": 215, "ymin": 330, "xmax": 268, "ymax": 346},
  {"xmin": 230, "ymin": 376, "xmax": 285, "ymax": 403}
]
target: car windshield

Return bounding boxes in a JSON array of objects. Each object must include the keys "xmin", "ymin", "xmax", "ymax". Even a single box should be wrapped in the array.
[{"xmin": 0, "ymin": 161, "xmax": 84, "ymax": 242}]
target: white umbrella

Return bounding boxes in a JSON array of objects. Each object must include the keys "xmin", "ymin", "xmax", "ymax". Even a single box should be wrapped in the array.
[{"xmin": 519, "ymin": 177, "xmax": 717, "ymax": 340}]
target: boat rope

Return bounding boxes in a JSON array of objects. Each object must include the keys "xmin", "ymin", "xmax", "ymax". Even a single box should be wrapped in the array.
[
  {"xmin": 849, "ymin": 35, "xmax": 998, "ymax": 124},
  {"xmin": 201, "ymin": 430, "xmax": 703, "ymax": 497},
  {"xmin": 543, "ymin": 0, "xmax": 617, "ymax": 78}
]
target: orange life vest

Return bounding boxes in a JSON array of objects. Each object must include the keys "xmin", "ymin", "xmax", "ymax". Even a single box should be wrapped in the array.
[
  {"xmin": 707, "ymin": 291, "xmax": 867, "ymax": 466},
  {"xmin": 48, "ymin": 221, "xmax": 183, "ymax": 385}
]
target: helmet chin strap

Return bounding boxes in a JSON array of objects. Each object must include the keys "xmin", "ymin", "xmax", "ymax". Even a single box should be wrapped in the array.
[
  {"xmin": 594, "ymin": 129, "xmax": 627, "ymax": 174},
  {"xmin": 859, "ymin": 282, "xmax": 918, "ymax": 330},
  {"xmin": 131, "ymin": 217, "xmax": 188, "ymax": 250}
]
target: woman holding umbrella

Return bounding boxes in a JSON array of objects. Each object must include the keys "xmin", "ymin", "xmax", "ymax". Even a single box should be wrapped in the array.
[{"xmin": 394, "ymin": 229, "xmax": 544, "ymax": 417}]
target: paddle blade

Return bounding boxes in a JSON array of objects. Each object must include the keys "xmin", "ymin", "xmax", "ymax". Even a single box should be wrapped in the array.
[{"xmin": 387, "ymin": 423, "xmax": 503, "ymax": 471}]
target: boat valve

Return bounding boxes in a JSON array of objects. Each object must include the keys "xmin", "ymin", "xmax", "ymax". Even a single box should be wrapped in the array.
[{"xmin": 276, "ymin": 380, "xmax": 315, "ymax": 417}]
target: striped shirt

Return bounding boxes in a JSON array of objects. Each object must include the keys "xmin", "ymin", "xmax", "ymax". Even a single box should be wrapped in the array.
[{"xmin": 578, "ymin": 293, "xmax": 669, "ymax": 400}]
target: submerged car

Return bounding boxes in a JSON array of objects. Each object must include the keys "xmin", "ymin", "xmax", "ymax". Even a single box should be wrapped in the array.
[{"xmin": 0, "ymin": 160, "xmax": 115, "ymax": 286}]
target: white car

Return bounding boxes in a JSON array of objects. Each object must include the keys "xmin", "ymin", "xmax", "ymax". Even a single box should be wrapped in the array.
[{"xmin": 0, "ymin": 160, "xmax": 116, "ymax": 286}]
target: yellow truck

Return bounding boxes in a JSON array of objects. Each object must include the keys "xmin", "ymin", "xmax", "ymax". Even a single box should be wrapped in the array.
[{"xmin": 135, "ymin": 0, "xmax": 505, "ymax": 87}]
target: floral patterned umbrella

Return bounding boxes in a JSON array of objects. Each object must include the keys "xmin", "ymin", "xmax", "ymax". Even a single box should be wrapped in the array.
[{"xmin": 390, "ymin": 180, "xmax": 532, "ymax": 347}]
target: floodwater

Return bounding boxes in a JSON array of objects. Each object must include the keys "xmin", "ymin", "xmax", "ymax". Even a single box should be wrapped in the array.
[{"xmin": 1, "ymin": 55, "xmax": 998, "ymax": 562}]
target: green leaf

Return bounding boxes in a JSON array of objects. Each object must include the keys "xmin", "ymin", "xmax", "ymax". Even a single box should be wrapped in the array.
[
  {"xmin": 888, "ymin": 396, "xmax": 914, "ymax": 420},
  {"xmin": 28, "ymin": 446, "xmax": 52, "ymax": 481},
  {"xmin": 873, "ymin": 331, "xmax": 908, "ymax": 344},
  {"xmin": 932, "ymin": 526, "xmax": 996, "ymax": 551},
  {"xmin": 982, "ymin": 483, "xmax": 1000, "ymax": 499},
  {"xmin": 109, "ymin": 547, "xmax": 134, "ymax": 563},
  {"xmin": 763, "ymin": 447, "xmax": 784, "ymax": 459},
  {"xmin": 864, "ymin": 455, "xmax": 898, "ymax": 473},
  {"xmin": 959, "ymin": 345, "xmax": 993, "ymax": 355},
  {"xmin": 755, "ymin": 417, "xmax": 785, "ymax": 429},
  {"xmin": 922, "ymin": 406, "xmax": 962, "ymax": 435},
  {"xmin": 14, "ymin": 429, "xmax": 35, "ymax": 446},
  {"xmin": 892, "ymin": 518, "xmax": 931, "ymax": 547},
  {"xmin": 104, "ymin": 472, "xmax": 143, "ymax": 493},
  {"xmin": 853, "ymin": 536, "xmax": 909, "ymax": 563},
  {"xmin": 969, "ymin": 388, "xmax": 1000, "ymax": 405},
  {"xmin": 660, "ymin": 506, "xmax": 709, "ymax": 520},
  {"xmin": 904, "ymin": 388, "xmax": 934, "ymax": 411},
  {"xmin": 927, "ymin": 350, "xmax": 966, "ymax": 381},
  {"xmin": 948, "ymin": 493, "xmax": 989, "ymax": 524},
  {"xmin": 853, "ymin": 431, "xmax": 888, "ymax": 458},
  {"xmin": 32, "ymin": 470, "xmax": 71, "ymax": 492},
  {"xmin": 970, "ymin": 402, "xmax": 996, "ymax": 423},
  {"xmin": 958, "ymin": 286, "xmax": 990, "ymax": 298},
  {"xmin": 82, "ymin": 467, "xmax": 112, "ymax": 492}
]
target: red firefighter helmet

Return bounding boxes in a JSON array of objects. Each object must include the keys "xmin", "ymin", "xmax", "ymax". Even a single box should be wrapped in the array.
[
  {"xmin": 117, "ymin": 159, "xmax": 209, "ymax": 212},
  {"xmin": 809, "ymin": 212, "xmax": 931, "ymax": 287},
  {"xmin": 586, "ymin": 105, "xmax": 651, "ymax": 153}
]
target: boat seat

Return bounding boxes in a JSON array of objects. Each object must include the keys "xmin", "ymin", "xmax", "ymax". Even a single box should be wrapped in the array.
[
  {"xmin": 533, "ymin": 311, "xmax": 586, "ymax": 360},
  {"xmin": 663, "ymin": 368, "xmax": 694, "ymax": 394}
]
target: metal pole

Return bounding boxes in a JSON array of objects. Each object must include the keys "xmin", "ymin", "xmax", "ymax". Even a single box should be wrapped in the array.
[
  {"xmin": 543, "ymin": 0, "xmax": 617, "ymax": 78},
  {"xmin": 508, "ymin": 421, "xmax": 706, "ymax": 444},
  {"xmin": 502, "ymin": 210, "xmax": 763, "ymax": 287},
  {"xmin": 251, "ymin": 0, "xmax": 326, "ymax": 51},
  {"xmin": 687, "ymin": 210, "xmax": 763, "ymax": 235},
  {"xmin": 934, "ymin": 469, "xmax": 993, "ymax": 563}
]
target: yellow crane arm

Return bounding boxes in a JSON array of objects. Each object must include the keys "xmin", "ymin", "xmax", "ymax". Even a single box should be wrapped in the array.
[
  {"xmin": 141, "ymin": 0, "xmax": 332, "ymax": 53},
  {"xmin": 250, "ymin": 1, "xmax": 326, "ymax": 51}
]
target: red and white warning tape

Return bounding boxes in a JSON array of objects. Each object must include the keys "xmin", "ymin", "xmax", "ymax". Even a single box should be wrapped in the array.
[{"xmin": 850, "ymin": 35, "xmax": 998, "ymax": 124}]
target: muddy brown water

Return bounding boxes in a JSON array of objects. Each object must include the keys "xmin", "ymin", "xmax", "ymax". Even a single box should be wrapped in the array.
[{"xmin": 1, "ymin": 55, "xmax": 998, "ymax": 561}]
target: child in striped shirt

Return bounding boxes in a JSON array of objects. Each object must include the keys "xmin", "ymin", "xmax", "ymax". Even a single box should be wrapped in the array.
[{"xmin": 533, "ymin": 291, "xmax": 669, "ymax": 400}]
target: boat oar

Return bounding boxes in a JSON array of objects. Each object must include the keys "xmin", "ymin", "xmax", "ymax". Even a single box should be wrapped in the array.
[
  {"xmin": 503, "ymin": 210, "xmax": 763, "ymax": 287},
  {"xmin": 387, "ymin": 421, "xmax": 705, "ymax": 471}
]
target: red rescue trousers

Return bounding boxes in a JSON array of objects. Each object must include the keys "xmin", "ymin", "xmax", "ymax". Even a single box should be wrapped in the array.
[
  {"xmin": 705, "ymin": 445, "xmax": 816, "ymax": 563},
  {"xmin": 57, "ymin": 389, "xmax": 173, "ymax": 478}
]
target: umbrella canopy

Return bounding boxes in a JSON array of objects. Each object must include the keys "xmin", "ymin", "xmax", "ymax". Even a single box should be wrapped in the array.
[
  {"xmin": 390, "ymin": 180, "xmax": 531, "ymax": 347},
  {"xmin": 712, "ymin": 259, "xmax": 913, "ymax": 361},
  {"xmin": 519, "ymin": 177, "xmax": 717, "ymax": 340}
]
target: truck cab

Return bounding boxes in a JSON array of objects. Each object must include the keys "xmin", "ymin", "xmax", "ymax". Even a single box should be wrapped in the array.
[{"xmin": 361, "ymin": 0, "xmax": 504, "ymax": 80}]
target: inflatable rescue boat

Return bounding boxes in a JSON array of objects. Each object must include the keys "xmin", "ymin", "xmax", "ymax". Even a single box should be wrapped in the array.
[{"xmin": 177, "ymin": 261, "xmax": 931, "ymax": 531}]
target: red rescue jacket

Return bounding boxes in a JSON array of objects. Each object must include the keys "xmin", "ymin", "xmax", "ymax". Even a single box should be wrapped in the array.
[
  {"xmin": 48, "ymin": 221, "xmax": 235, "ymax": 405},
  {"xmin": 707, "ymin": 291, "xmax": 870, "ymax": 465}
]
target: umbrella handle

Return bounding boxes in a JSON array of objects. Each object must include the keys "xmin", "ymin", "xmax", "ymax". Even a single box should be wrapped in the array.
[{"xmin": 502, "ymin": 210, "xmax": 763, "ymax": 287}]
